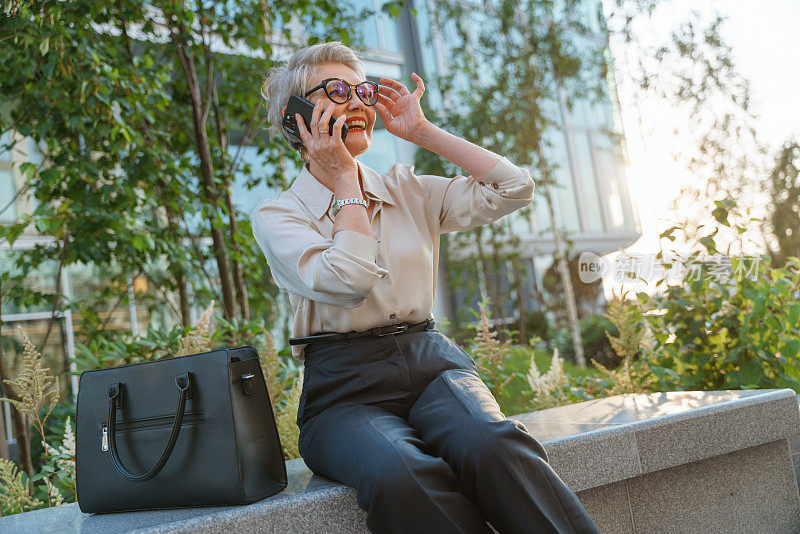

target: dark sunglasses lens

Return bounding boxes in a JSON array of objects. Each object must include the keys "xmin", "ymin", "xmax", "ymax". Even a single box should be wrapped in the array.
[
  {"xmin": 326, "ymin": 79, "xmax": 350, "ymax": 102},
  {"xmin": 357, "ymin": 83, "xmax": 378, "ymax": 105}
]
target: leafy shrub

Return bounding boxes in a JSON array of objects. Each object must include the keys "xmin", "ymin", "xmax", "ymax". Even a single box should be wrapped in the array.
[
  {"xmin": 29, "ymin": 401, "xmax": 76, "ymax": 475},
  {"xmin": 1, "ymin": 325, "xmax": 68, "ymax": 513},
  {"xmin": 553, "ymin": 314, "xmax": 620, "ymax": 368},
  {"xmin": 591, "ymin": 293, "xmax": 655, "ymax": 395},
  {"xmin": 520, "ymin": 310, "xmax": 552, "ymax": 345},
  {"xmin": 640, "ymin": 254, "xmax": 800, "ymax": 391}
]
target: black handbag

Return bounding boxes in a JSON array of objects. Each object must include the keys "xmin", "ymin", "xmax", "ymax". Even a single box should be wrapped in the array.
[{"xmin": 75, "ymin": 345, "xmax": 288, "ymax": 513}]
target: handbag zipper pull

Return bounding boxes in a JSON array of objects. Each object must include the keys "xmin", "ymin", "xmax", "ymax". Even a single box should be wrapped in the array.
[{"xmin": 102, "ymin": 425, "xmax": 108, "ymax": 451}]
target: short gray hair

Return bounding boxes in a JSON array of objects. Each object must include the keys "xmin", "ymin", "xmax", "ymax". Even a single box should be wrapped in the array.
[{"xmin": 261, "ymin": 41, "xmax": 367, "ymax": 161}]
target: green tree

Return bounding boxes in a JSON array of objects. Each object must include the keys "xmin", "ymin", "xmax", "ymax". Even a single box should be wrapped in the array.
[
  {"xmin": 415, "ymin": 0, "xmax": 613, "ymax": 365},
  {"xmin": 764, "ymin": 140, "xmax": 800, "ymax": 268},
  {"xmin": 0, "ymin": 0, "xmax": 390, "ymax": 474}
]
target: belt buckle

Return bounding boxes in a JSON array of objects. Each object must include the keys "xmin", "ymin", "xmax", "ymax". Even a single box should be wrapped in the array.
[{"xmin": 377, "ymin": 323, "xmax": 407, "ymax": 336}]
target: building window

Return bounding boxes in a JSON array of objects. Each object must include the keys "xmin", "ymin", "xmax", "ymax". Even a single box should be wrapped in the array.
[
  {"xmin": 594, "ymin": 133, "xmax": 627, "ymax": 230},
  {"xmin": 518, "ymin": 258, "xmax": 541, "ymax": 313},
  {"xmin": 377, "ymin": 0, "xmax": 403, "ymax": 52},
  {"xmin": 571, "ymin": 131, "xmax": 604, "ymax": 232},
  {"xmin": 348, "ymin": 0, "xmax": 385, "ymax": 51},
  {"xmin": 229, "ymin": 144, "xmax": 283, "ymax": 218},
  {"xmin": 450, "ymin": 259, "xmax": 483, "ymax": 320},
  {"xmin": 481, "ymin": 259, "xmax": 515, "ymax": 320},
  {"xmin": 450, "ymin": 253, "xmax": 541, "ymax": 327},
  {"xmin": 544, "ymin": 130, "xmax": 581, "ymax": 233},
  {"xmin": 0, "ymin": 130, "xmax": 12, "ymax": 162},
  {"xmin": 0, "ymin": 169, "xmax": 16, "ymax": 223}
]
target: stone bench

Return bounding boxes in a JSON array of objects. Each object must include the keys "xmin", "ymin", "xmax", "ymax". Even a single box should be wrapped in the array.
[{"xmin": 3, "ymin": 389, "xmax": 799, "ymax": 533}]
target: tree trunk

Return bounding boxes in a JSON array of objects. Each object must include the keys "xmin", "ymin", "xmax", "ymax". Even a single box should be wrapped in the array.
[
  {"xmin": 164, "ymin": 207, "xmax": 192, "ymax": 327},
  {"xmin": 117, "ymin": 16, "xmax": 194, "ymax": 328},
  {"xmin": 203, "ymin": 24, "xmax": 251, "ymax": 323},
  {"xmin": 224, "ymin": 192, "xmax": 251, "ymax": 322},
  {"xmin": 169, "ymin": 22, "xmax": 237, "ymax": 322},
  {"xmin": 0, "ymin": 405, "xmax": 8, "ymax": 460},
  {"xmin": 534, "ymin": 140, "xmax": 586, "ymax": 367}
]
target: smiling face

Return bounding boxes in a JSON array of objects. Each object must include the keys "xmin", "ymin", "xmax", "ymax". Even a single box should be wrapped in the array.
[{"xmin": 303, "ymin": 62, "xmax": 376, "ymax": 158}]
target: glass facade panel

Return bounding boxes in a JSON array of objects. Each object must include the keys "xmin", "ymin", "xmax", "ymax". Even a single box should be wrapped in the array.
[
  {"xmin": 0, "ymin": 169, "xmax": 16, "ymax": 222},
  {"xmin": 518, "ymin": 258, "xmax": 540, "ymax": 312},
  {"xmin": 28, "ymin": 137, "xmax": 44, "ymax": 166},
  {"xmin": 563, "ymin": 96, "xmax": 583, "ymax": 129},
  {"xmin": 349, "ymin": 0, "xmax": 382, "ymax": 50},
  {"xmin": 482, "ymin": 259, "xmax": 515, "ymax": 320},
  {"xmin": 572, "ymin": 131, "xmax": 604, "ymax": 231},
  {"xmin": 544, "ymin": 130, "xmax": 581, "ymax": 233},
  {"xmin": 228, "ymin": 144, "xmax": 283, "ymax": 217},
  {"xmin": 414, "ymin": 0, "xmax": 444, "ymax": 110},
  {"xmin": 0, "ymin": 130, "xmax": 11, "ymax": 161},
  {"xmin": 0, "ymin": 252, "xmax": 61, "ymax": 314},
  {"xmin": 532, "ymin": 191, "xmax": 551, "ymax": 235},
  {"xmin": 378, "ymin": 0, "xmax": 403, "ymax": 52},
  {"xmin": 451, "ymin": 259, "xmax": 482, "ymax": 315},
  {"xmin": 416, "ymin": 0, "xmax": 437, "ymax": 72},
  {"xmin": 509, "ymin": 207, "xmax": 532, "ymax": 235},
  {"xmin": 67, "ymin": 261, "xmax": 118, "ymax": 307},
  {"xmin": 594, "ymin": 133, "xmax": 627, "ymax": 230},
  {"xmin": 575, "ymin": 95, "xmax": 613, "ymax": 131}
]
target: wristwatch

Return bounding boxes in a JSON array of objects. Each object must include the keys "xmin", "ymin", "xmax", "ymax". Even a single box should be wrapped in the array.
[{"xmin": 331, "ymin": 197, "xmax": 369, "ymax": 217}]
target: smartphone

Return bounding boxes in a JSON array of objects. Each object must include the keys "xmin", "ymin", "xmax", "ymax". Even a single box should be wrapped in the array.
[{"xmin": 282, "ymin": 94, "xmax": 348, "ymax": 147}]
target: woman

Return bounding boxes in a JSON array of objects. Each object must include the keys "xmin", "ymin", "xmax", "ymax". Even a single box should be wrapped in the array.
[{"xmin": 253, "ymin": 41, "xmax": 600, "ymax": 534}]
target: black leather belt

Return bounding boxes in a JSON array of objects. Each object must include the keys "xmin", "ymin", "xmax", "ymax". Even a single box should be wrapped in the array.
[{"xmin": 288, "ymin": 317, "xmax": 435, "ymax": 346}]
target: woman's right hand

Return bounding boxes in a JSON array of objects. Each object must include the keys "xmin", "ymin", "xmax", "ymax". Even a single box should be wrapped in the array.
[{"xmin": 295, "ymin": 100, "xmax": 357, "ymax": 183}]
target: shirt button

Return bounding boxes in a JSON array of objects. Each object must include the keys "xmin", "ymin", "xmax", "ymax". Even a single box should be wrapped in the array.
[
  {"xmin": 492, "ymin": 183, "xmax": 499, "ymax": 189},
  {"xmin": 390, "ymin": 313, "xmax": 397, "ymax": 320}
]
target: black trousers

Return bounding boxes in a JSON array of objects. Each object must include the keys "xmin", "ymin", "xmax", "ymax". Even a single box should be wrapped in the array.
[{"xmin": 296, "ymin": 325, "xmax": 601, "ymax": 534}]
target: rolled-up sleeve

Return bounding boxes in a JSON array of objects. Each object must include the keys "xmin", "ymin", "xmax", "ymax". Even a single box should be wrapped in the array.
[
  {"xmin": 416, "ymin": 155, "xmax": 535, "ymax": 234},
  {"xmin": 251, "ymin": 202, "xmax": 388, "ymax": 308}
]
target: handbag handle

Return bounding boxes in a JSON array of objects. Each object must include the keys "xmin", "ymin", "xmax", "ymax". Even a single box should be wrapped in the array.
[{"xmin": 105, "ymin": 372, "xmax": 191, "ymax": 482}]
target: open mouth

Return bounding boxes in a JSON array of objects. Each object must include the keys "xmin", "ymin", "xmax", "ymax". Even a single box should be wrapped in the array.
[{"xmin": 345, "ymin": 117, "xmax": 367, "ymax": 131}]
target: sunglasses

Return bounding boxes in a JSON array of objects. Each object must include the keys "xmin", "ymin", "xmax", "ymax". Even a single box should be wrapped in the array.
[{"xmin": 304, "ymin": 78, "xmax": 379, "ymax": 106}]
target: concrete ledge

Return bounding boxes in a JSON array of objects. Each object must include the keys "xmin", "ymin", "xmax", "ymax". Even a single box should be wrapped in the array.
[
  {"xmin": 515, "ymin": 388, "xmax": 800, "ymax": 491},
  {"xmin": 2, "ymin": 389, "xmax": 799, "ymax": 533}
]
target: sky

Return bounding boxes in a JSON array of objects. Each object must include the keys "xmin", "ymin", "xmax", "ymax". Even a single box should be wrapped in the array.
[{"xmin": 599, "ymin": 0, "xmax": 800, "ymax": 299}]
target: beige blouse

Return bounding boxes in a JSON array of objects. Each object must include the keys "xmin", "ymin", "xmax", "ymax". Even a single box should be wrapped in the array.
[{"xmin": 251, "ymin": 154, "xmax": 535, "ymax": 360}]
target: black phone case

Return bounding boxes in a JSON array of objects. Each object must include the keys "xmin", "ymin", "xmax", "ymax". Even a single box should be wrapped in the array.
[{"xmin": 282, "ymin": 95, "xmax": 348, "ymax": 146}]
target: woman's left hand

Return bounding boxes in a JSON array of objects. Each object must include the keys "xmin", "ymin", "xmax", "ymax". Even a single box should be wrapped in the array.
[{"xmin": 375, "ymin": 73, "xmax": 431, "ymax": 144}]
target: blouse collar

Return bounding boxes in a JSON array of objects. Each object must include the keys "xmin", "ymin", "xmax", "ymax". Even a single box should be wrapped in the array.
[{"xmin": 290, "ymin": 158, "xmax": 396, "ymax": 220}]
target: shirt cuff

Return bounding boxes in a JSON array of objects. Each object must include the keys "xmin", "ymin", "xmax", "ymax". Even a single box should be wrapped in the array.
[
  {"xmin": 479, "ymin": 156, "xmax": 531, "ymax": 195},
  {"xmin": 333, "ymin": 229, "xmax": 381, "ymax": 263}
]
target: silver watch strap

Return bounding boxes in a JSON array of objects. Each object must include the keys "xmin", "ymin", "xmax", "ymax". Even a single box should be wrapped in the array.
[{"xmin": 331, "ymin": 197, "xmax": 369, "ymax": 217}]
